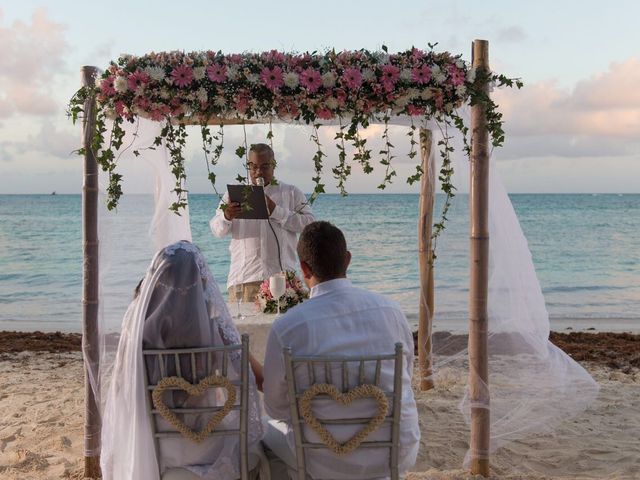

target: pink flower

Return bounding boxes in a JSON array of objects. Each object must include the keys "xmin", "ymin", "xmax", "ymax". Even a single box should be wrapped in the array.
[
  {"xmin": 100, "ymin": 76, "xmax": 117, "ymax": 96},
  {"xmin": 432, "ymin": 88, "xmax": 444, "ymax": 110},
  {"xmin": 412, "ymin": 65, "xmax": 432, "ymax": 84},
  {"xmin": 227, "ymin": 53, "xmax": 243, "ymax": 65},
  {"xmin": 263, "ymin": 50, "xmax": 286, "ymax": 63},
  {"xmin": 406, "ymin": 104, "xmax": 425, "ymax": 116},
  {"xmin": 381, "ymin": 65, "xmax": 400, "ymax": 84},
  {"xmin": 127, "ymin": 71, "xmax": 150, "ymax": 91},
  {"xmin": 341, "ymin": 68, "xmax": 362, "ymax": 90},
  {"xmin": 134, "ymin": 96, "xmax": 151, "ymax": 111},
  {"xmin": 299, "ymin": 68, "xmax": 322, "ymax": 93},
  {"xmin": 171, "ymin": 65, "xmax": 194, "ymax": 88},
  {"xmin": 260, "ymin": 66, "xmax": 284, "ymax": 91},
  {"xmin": 115, "ymin": 101, "xmax": 131, "ymax": 119},
  {"xmin": 315, "ymin": 107, "xmax": 333, "ymax": 120},
  {"xmin": 410, "ymin": 48, "xmax": 426, "ymax": 60},
  {"xmin": 448, "ymin": 65, "xmax": 465, "ymax": 86},
  {"xmin": 148, "ymin": 108, "xmax": 164, "ymax": 122},
  {"xmin": 234, "ymin": 90, "xmax": 251, "ymax": 113},
  {"xmin": 207, "ymin": 64, "xmax": 227, "ymax": 83}
]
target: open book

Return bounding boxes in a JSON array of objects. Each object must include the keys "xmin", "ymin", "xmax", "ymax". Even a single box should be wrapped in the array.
[{"xmin": 226, "ymin": 184, "xmax": 269, "ymax": 219}]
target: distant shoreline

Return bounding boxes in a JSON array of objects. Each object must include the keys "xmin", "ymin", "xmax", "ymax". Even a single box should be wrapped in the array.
[
  {"xmin": 2, "ymin": 192, "xmax": 640, "ymax": 196},
  {"xmin": 2, "ymin": 330, "xmax": 638, "ymax": 372},
  {"xmin": 2, "ymin": 316, "xmax": 639, "ymax": 337}
]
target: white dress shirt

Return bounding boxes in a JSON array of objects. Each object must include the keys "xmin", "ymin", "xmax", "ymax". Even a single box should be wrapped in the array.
[
  {"xmin": 210, "ymin": 181, "xmax": 314, "ymax": 289},
  {"xmin": 263, "ymin": 278, "xmax": 420, "ymax": 479}
]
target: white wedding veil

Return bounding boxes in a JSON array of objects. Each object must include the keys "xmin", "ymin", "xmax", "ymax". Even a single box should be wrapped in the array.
[{"xmin": 95, "ymin": 119, "xmax": 262, "ymax": 479}]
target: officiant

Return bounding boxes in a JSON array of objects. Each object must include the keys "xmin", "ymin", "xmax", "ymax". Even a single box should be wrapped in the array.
[{"xmin": 210, "ymin": 143, "xmax": 315, "ymax": 302}]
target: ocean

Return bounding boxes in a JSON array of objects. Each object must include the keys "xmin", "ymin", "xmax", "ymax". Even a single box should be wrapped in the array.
[{"xmin": 1, "ymin": 193, "xmax": 638, "ymax": 333}]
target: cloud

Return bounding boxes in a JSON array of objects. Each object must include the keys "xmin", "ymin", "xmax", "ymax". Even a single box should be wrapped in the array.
[
  {"xmin": 0, "ymin": 121, "xmax": 78, "ymax": 162},
  {"xmin": 497, "ymin": 26, "xmax": 527, "ymax": 43},
  {"xmin": 494, "ymin": 57, "xmax": 640, "ymax": 159},
  {"xmin": 0, "ymin": 8, "xmax": 69, "ymax": 118}
]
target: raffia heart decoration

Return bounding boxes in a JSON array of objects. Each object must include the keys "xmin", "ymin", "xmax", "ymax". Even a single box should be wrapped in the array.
[
  {"xmin": 299, "ymin": 383, "xmax": 389, "ymax": 456},
  {"xmin": 152, "ymin": 375, "xmax": 236, "ymax": 443}
]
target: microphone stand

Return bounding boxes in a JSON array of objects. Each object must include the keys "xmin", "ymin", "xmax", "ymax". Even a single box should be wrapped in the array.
[{"xmin": 257, "ymin": 177, "xmax": 284, "ymax": 273}]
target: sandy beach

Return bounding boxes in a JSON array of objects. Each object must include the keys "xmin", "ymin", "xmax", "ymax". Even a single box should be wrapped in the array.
[{"xmin": 0, "ymin": 330, "xmax": 638, "ymax": 480}]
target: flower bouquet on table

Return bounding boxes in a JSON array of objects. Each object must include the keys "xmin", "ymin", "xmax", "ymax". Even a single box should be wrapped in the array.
[{"xmin": 256, "ymin": 270, "xmax": 309, "ymax": 314}]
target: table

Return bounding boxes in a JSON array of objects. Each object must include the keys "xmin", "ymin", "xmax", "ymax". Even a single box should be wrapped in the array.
[{"xmin": 227, "ymin": 302, "xmax": 277, "ymax": 359}]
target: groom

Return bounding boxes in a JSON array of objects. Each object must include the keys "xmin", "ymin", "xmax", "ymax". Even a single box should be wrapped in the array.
[{"xmin": 262, "ymin": 221, "xmax": 420, "ymax": 479}]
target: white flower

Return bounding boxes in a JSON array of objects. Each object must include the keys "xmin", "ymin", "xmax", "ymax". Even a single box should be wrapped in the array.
[
  {"xmin": 373, "ymin": 52, "xmax": 390, "ymax": 64},
  {"xmin": 193, "ymin": 66, "xmax": 206, "ymax": 81},
  {"xmin": 420, "ymin": 89, "xmax": 434, "ymax": 100},
  {"xmin": 362, "ymin": 69, "xmax": 376, "ymax": 83},
  {"xmin": 455, "ymin": 59, "xmax": 465, "ymax": 69},
  {"xmin": 226, "ymin": 65, "xmax": 240, "ymax": 81},
  {"xmin": 466, "ymin": 68, "xmax": 477, "ymax": 83},
  {"xmin": 95, "ymin": 77, "xmax": 104, "ymax": 90},
  {"xmin": 284, "ymin": 71, "xmax": 299, "ymax": 88},
  {"xmin": 246, "ymin": 73, "xmax": 260, "ymax": 84},
  {"xmin": 114, "ymin": 76, "xmax": 128, "ymax": 93},
  {"xmin": 144, "ymin": 66, "xmax": 166, "ymax": 82},
  {"xmin": 214, "ymin": 96, "xmax": 227, "ymax": 108},
  {"xmin": 433, "ymin": 72, "xmax": 447, "ymax": 85},
  {"xmin": 160, "ymin": 88, "xmax": 171, "ymax": 100},
  {"xmin": 326, "ymin": 97, "xmax": 339, "ymax": 110},
  {"xmin": 196, "ymin": 87, "xmax": 208, "ymax": 103},
  {"xmin": 431, "ymin": 64, "xmax": 441, "ymax": 75},
  {"xmin": 395, "ymin": 95, "xmax": 411, "ymax": 108},
  {"xmin": 400, "ymin": 68, "xmax": 412, "ymax": 82},
  {"xmin": 406, "ymin": 88, "xmax": 420, "ymax": 100},
  {"xmin": 322, "ymin": 71, "xmax": 336, "ymax": 88},
  {"xmin": 135, "ymin": 85, "xmax": 145, "ymax": 96},
  {"xmin": 455, "ymin": 85, "xmax": 467, "ymax": 96}
]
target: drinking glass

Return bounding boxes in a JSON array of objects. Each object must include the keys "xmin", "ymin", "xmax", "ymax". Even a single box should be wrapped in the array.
[
  {"xmin": 234, "ymin": 284, "xmax": 245, "ymax": 320},
  {"xmin": 269, "ymin": 273, "xmax": 286, "ymax": 315}
]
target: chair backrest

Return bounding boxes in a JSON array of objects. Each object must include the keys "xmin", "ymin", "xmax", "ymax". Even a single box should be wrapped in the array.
[
  {"xmin": 142, "ymin": 333, "xmax": 250, "ymax": 480},
  {"xmin": 283, "ymin": 343, "xmax": 403, "ymax": 480}
]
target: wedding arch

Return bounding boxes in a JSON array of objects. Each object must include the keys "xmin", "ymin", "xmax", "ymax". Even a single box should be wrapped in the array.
[{"xmin": 71, "ymin": 40, "xmax": 593, "ymax": 479}]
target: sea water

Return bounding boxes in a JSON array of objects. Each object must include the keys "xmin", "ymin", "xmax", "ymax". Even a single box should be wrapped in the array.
[{"xmin": 0, "ymin": 193, "xmax": 638, "ymax": 332}]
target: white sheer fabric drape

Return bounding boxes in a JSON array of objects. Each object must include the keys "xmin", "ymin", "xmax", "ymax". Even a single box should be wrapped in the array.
[
  {"xmin": 87, "ymin": 114, "xmax": 599, "ymax": 472},
  {"xmin": 94, "ymin": 119, "xmax": 262, "ymax": 479},
  {"xmin": 420, "ymin": 115, "xmax": 599, "ymax": 463}
]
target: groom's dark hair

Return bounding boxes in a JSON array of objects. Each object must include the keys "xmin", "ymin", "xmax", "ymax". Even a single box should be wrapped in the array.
[{"xmin": 297, "ymin": 221, "xmax": 348, "ymax": 281}]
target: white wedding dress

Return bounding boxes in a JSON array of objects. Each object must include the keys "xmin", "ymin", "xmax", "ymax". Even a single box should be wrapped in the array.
[{"xmin": 100, "ymin": 240, "xmax": 264, "ymax": 479}]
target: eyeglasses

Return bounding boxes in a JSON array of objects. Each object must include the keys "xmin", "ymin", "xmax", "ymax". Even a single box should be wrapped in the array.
[{"xmin": 247, "ymin": 163, "xmax": 274, "ymax": 172}]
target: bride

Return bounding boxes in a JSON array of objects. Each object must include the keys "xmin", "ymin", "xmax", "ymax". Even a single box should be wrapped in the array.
[{"xmin": 100, "ymin": 240, "xmax": 265, "ymax": 479}]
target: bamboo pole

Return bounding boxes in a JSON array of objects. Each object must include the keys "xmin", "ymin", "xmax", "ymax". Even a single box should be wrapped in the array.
[
  {"xmin": 417, "ymin": 128, "xmax": 435, "ymax": 391},
  {"xmin": 81, "ymin": 65, "xmax": 102, "ymax": 479},
  {"xmin": 468, "ymin": 40, "xmax": 491, "ymax": 477}
]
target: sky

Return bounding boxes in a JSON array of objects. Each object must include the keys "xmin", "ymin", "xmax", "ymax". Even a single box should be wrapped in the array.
[{"xmin": 1, "ymin": 0, "xmax": 639, "ymax": 194}]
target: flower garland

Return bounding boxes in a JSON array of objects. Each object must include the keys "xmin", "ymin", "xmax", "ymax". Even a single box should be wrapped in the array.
[
  {"xmin": 299, "ymin": 383, "xmax": 389, "ymax": 456},
  {"xmin": 68, "ymin": 45, "xmax": 522, "ymax": 245},
  {"xmin": 151, "ymin": 375, "xmax": 236, "ymax": 443}
]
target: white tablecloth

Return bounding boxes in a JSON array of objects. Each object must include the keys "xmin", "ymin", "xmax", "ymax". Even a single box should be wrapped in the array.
[{"xmin": 228, "ymin": 303, "xmax": 291, "ymax": 360}]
